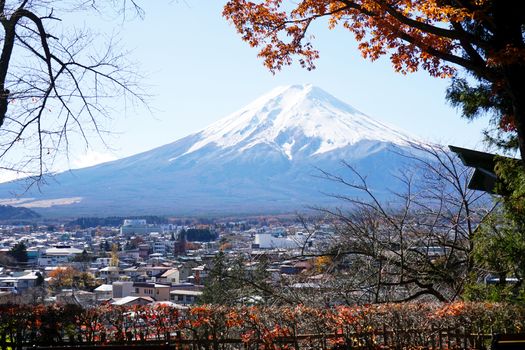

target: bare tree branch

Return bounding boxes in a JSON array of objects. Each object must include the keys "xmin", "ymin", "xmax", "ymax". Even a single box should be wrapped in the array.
[
  {"xmin": 307, "ymin": 144, "xmax": 493, "ymax": 304},
  {"xmin": 0, "ymin": 0, "xmax": 148, "ymax": 182}
]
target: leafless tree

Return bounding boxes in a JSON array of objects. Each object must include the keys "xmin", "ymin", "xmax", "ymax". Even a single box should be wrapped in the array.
[
  {"xmin": 198, "ymin": 145, "xmax": 497, "ymax": 306},
  {"xmin": 313, "ymin": 143, "xmax": 496, "ymax": 304},
  {"xmin": 0, "ymin": 0, "xmax": 146, "ymax": 182}
]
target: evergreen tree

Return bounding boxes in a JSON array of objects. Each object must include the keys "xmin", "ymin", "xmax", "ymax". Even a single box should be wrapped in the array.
[
  {"xmin": 443, "ymin": 58, "xmax": 525, "ymax": 302},
  {"xmin": 9, "ymin": 242, "xmax": 28, "ymax": 264},
  {"xmin": 464, "ymin": 203, "xmax": 525, "ymax": 303},
  {"xmin": 35, "ymin": 272, "xmax": 44, "ymax": 287},
  {"xmin": 72, "ymin": 249, "xmax": 92, "ymax": 263},
  {"xmin": 200, "ymin": 252, "xmax": 238, "ymax": 305},
  {"xmin": 200, "ymin": 252, "xmax": 273, "ymax": 306}
]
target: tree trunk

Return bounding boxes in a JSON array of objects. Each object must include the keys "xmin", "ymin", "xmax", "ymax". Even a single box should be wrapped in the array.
[
  {"xmin": 494, "ymin": 0, "xmax": 525, "ymax": 164},
  {"xmin": 505, "ymin": 64, "xmax": 525, "ymax": 165}
]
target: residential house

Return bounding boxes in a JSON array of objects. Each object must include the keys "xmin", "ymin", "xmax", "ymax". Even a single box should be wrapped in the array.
[
  {"xmin": 98, "ymin": 266, "xmax": 120, "ymax": 283},
  {"xmin": 111, "ymin": 296, "xmax": 154, "ymax": 306},
  {"xmin": 132, "ymin": 282, "xmax": 171, "ymax": 301},
  {"xmin": 0, "ymin": 271, "xmax": 41, "ymax": 293},
  {"xmin": 112, "ymin": 281, "xmax": 171, "ymax": 301},
  {"xmin": 93, "ymin": 284, "xmax": 113, "ymax": 302},
  {"xmin": 158, "ymin": 268, "xmax": 180, "ymax": 285},
  {"xmin": 38, "ymin": 246, "xmax": 84, "ymax": 267},
  {"xmin": 189, "ymin": 265, "xmax": 207, "ymax": 285},
  {"xmin": 169, "ymin": 284, "xmax": 203, "ymax": 305}
]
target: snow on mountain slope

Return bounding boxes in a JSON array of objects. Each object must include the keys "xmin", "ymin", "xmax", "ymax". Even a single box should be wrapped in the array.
[
  {"xmin": 0, "ymin": 84, "xmax": 424, "ymax": 216},
  {"xmin": 176, "ymin": 84, "xmax": 417, "ymax": 161}
]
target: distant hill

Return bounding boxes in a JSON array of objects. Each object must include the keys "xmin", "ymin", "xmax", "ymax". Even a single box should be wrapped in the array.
[{"xmin": 0, "ymin": 205, "xmax": 40, "ymax": 220}]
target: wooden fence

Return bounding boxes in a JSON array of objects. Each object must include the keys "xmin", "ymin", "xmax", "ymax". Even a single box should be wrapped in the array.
[
  {"xmin": 3, "ymin": 329, "xmax": 496, "ymax": 350},
  {"xmin": 2, "ymin": 302, "xmax": 524, "ymax": 350}
]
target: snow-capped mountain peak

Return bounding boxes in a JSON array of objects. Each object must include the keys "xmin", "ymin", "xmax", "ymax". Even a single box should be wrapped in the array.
[
  {"xmin": 0, "ymin": 84, "xmax": 426, "ymax": 216},
  {"xmin": 180, "ymin": 84, "xmax": 416, "ymax": 160}
]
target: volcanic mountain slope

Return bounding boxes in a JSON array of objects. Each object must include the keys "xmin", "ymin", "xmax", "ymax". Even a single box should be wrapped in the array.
[{"xmin": 0, "ymin": 84, "xmax": 422, "ymax": 216}]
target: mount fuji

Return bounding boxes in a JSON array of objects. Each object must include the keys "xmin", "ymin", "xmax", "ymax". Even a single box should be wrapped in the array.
[{"xmin": 0, "ymin": 84, "xmax": 423, "ymax": 217}]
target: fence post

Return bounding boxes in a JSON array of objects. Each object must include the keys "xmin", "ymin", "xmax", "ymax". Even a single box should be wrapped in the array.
[
  {"xmin": 0, "ymin": 331, "xmax": 5, "ymax": 350},
  {"xmin": 175, "ymin": 330, "xmax": 181, "ymax": 350},
  {"xmin": 429, "ymin": 326, "xmax": 435, "ymax": 350}
]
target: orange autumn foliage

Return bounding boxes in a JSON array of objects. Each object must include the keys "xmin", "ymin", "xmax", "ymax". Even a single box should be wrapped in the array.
[
  {"xmin": 223, "ymin": 0, "xmax": 523, "ymax": 77},
  {"xmin": 1, "ymin": 303, "xmax": 525, "ymax": 348},
  {"xmin": 48, "ymin": 266, "xmax": 98, "ymax": 290},
  {"xmin": 224, "ymin": 1, "xmax": 525, "ymax": 161},
  {"xmin": 48, "ymin": 266, "xmax": 78, "ymax": 288}
]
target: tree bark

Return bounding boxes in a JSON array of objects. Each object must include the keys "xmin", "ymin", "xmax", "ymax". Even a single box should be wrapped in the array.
[
  {"xmin": 493, "ymin": 0, "xmax": 525, "ymax": 162},
  {"xmin": 505, "ymin": 64, "xmax": 525, "ymax": 163},
  {"xmin": 0, "ymin": 20, "xmax": 15, "ymax": 128}
]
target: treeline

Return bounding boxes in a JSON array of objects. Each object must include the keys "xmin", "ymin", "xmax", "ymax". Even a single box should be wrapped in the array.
[
  {"xmin": 0, "ymin": 205, "xmax": 40, "ymax": 221},
  {"xmin": 182, "ymin": 228, "xmax": 218, "ymax": 242},
  {"xmin": 67, "ymin": 216, "xmax": 168, "ymax": 229}
]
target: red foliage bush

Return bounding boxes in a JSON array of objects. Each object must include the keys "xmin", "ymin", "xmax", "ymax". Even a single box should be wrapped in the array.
[{"xmin": 0, "ymin": 302, "xmax": 523, "ymax": 349}]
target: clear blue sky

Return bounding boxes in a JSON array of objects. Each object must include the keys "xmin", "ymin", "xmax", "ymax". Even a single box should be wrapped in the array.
[{"xmin": 30, "ymin": 1, "xmax": 495, "ymax": 170}]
